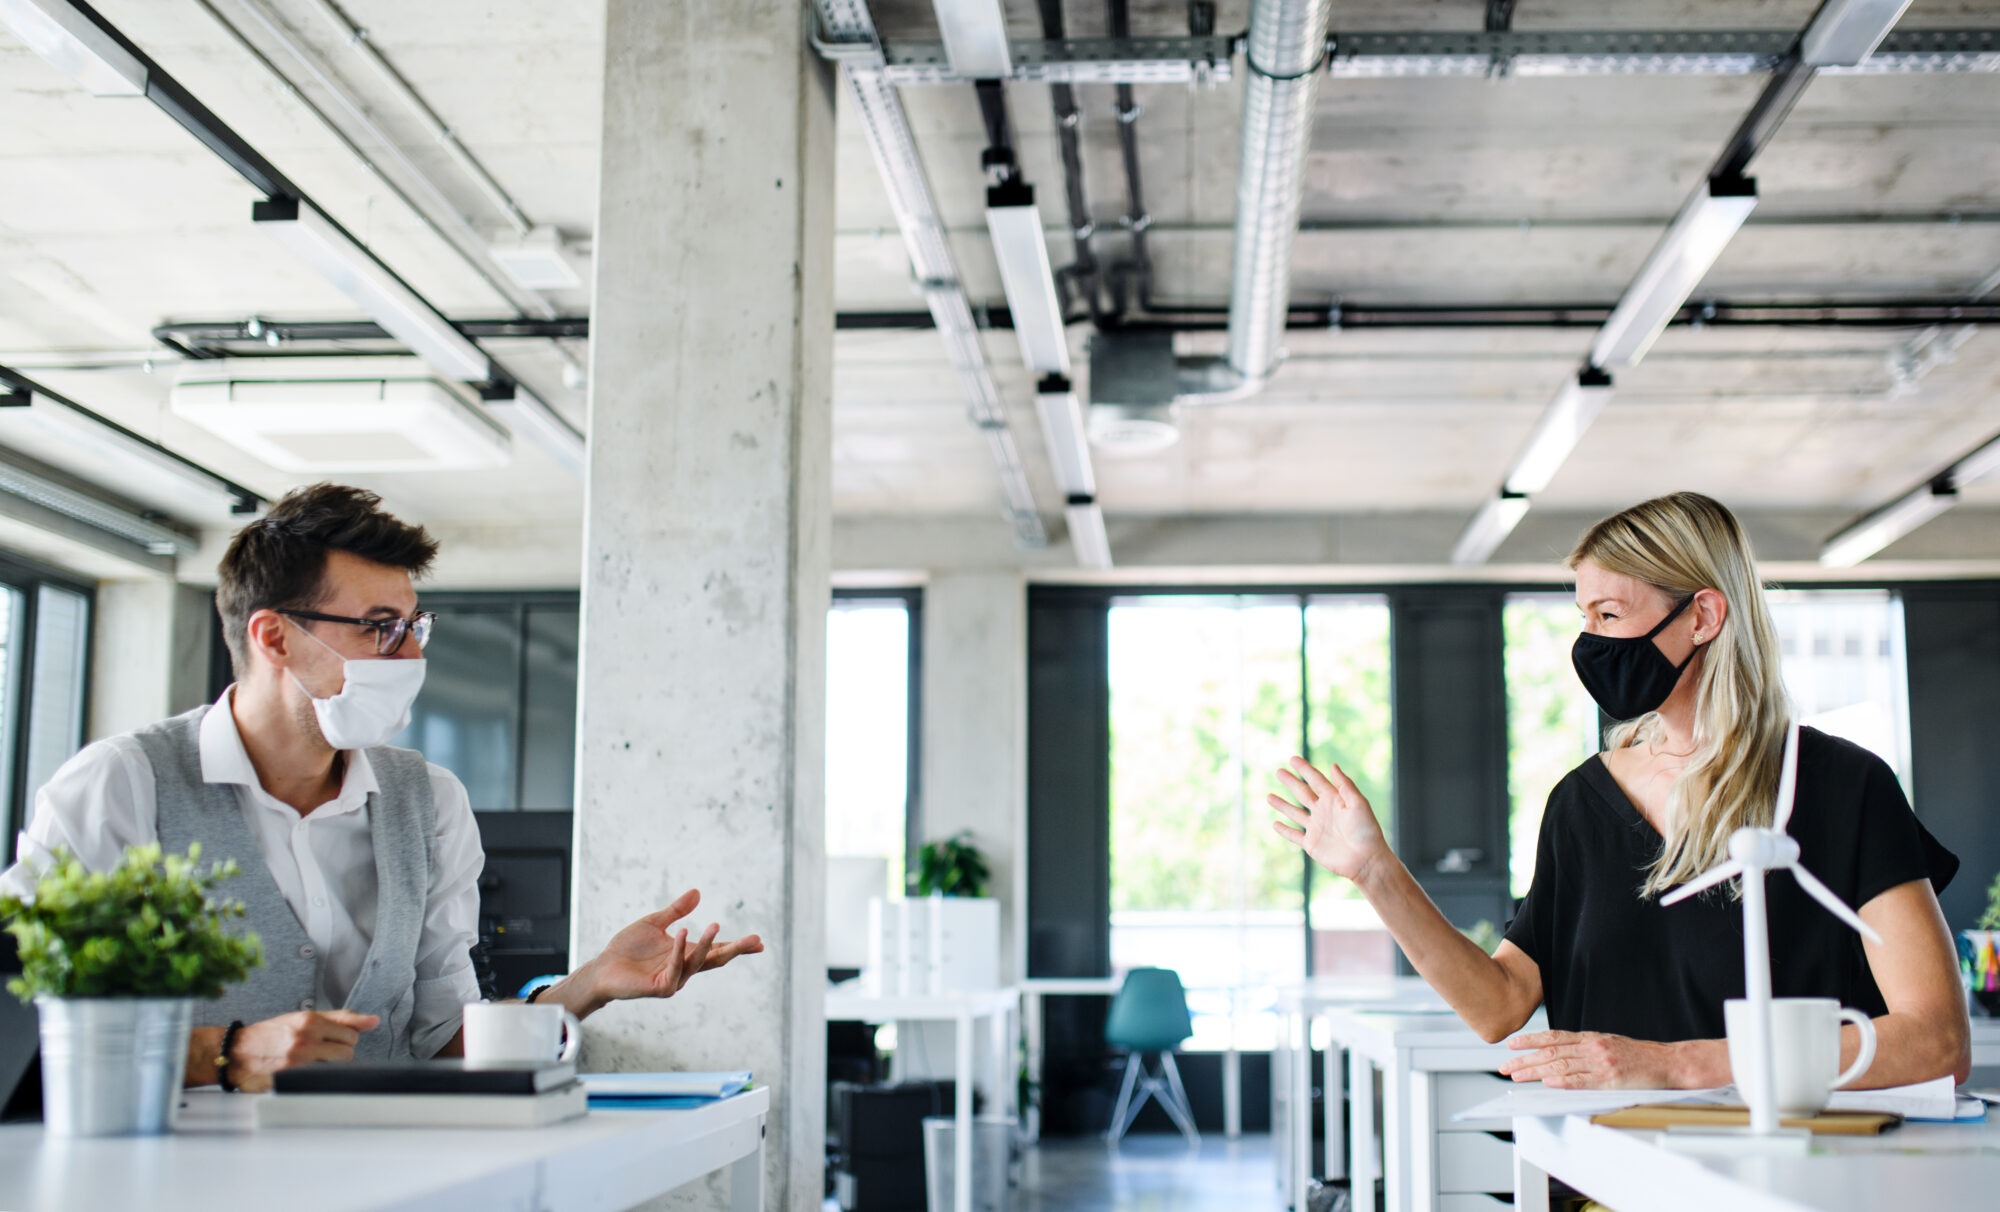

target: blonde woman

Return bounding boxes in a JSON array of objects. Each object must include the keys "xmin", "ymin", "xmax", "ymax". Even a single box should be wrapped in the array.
[{"xmin": 1271, "ymin": 493, "xmax": 1968, "ymax": 1089}]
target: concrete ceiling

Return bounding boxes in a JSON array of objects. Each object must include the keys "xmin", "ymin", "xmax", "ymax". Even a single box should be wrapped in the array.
[{"xmin": 2, "ymin": 0, "xmax": 1999, "ymax": 581}]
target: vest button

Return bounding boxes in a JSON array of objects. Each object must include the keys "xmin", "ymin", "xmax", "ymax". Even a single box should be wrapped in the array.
[
  {"xmin": 300, "ymin": 998, "xmax": 315, "ymax": 1011},
  {"xmin": 298, "ymin": 944, "xmax": 316, "ymax": 959}
]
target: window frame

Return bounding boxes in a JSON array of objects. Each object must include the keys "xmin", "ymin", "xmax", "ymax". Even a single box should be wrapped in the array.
[{"xmin": 0, "ymin": 550, "xmax": 96, "ymax": 844}]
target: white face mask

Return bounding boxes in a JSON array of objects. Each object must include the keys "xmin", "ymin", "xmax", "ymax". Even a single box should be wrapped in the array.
[{"xmin": 286, "ymin": 620, "xmax": 427, "ymax": 750}]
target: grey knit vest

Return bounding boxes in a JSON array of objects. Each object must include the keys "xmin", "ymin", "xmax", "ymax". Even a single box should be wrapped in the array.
[{"xmin": 137, "ymin": 705, "xmax": 437, "ymax": 1061}]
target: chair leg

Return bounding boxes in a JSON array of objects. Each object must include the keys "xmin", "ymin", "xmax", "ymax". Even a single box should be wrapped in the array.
[
  {"xmin": 1105, "ymin": 1053, "xmax": 1143, "ymax": 1145},
  {"xmin": 1158, "ymin": 1052, "xmax": 1201, "ymax": 1146}
]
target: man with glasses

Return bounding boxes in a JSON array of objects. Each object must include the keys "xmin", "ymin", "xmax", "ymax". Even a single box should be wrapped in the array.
[{"xmin": 1, "ymin": 483, "xmax": 761, "ymax": 1090}]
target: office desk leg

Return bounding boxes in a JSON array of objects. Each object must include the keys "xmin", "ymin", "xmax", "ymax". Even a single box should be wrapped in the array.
[
  {"xmin": 1024, "ymin": 994, "xmax": 1043, "ymax": 1144},
  {"xmin": 1348, "ymin": 1052, "xmax": 1379, "ymax": 1212},
  {"xmin": 1291, "ymin": 1012, "xmax": 1312, "ymax": 1209},
  {"xmin": 1383, "ymin": 1055, "xmax": 1412, "ymax": 1212},
  {"xmin": 990, "ymin": 1006, "xmax": 1014, "ymax": 1125},
  {"xmin": 731, "ymin": 1130, "xmax": 765, "ymax": 1212},
  {"xmin": 1323, "ymin": 1038, "xmax": 1345, "ymax": 1182},
  {"xmin": 1513, "ymin": 1148, "xmax": 1552, "ymax": 1212},
  {"xmin": 1223, "ymin": 1045, "xmax": 1241, "ymax": 1139},
  {"xmin": 956, "ymin": 1013, "xmax": 974, "ymax": 1212}
]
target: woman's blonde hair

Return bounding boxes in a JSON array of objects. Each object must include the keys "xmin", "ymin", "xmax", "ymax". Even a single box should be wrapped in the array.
[{"xmin": 1567, "ymin": 492, "xmax": 1791, "ymax": 898}]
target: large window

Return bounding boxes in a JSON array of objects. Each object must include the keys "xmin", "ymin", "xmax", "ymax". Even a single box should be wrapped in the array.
[
  {"xmin": 1107, "ymin": 594, "xmax": 1393, "ymax": 1050},
  {"xmin": 387, "ymin": 593, "xmax": 579, "ymax": 810},
  {"xmin": 0, "ymin": 561, "xmax": 94, "ymax": 842},
  {"xmin": 825, "ymin": 591, "xmax": 918, "ymax": 901},
  {"xmin": 1504, "ymin": 588, "xmax": 1914, "ymax": 898},
  {"xmin": 1503, "ymin": 595, "xmax": 1601, "ymax": 898}
]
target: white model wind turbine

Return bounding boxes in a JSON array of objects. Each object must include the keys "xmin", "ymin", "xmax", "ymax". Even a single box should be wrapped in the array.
[{"xmin": 1659, "ymin": 721, "xmax": 1883, "ymax": 1135}]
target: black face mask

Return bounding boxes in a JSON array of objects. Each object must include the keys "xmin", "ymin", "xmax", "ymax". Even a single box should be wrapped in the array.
[{"xmin": 1571, "ymin": 594, "xmax": 1703, "ymax": 721}]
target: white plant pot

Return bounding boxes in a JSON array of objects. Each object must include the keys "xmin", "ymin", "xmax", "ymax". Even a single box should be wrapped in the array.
[{"xmin": 35, "ymin": 996, "xmax": 194, "ymax": 1136}]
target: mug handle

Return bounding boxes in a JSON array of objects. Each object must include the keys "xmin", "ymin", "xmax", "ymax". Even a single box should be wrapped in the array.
[
  {"xmin": 1832, "ymin": 1008, "xmax": 1877, "ymax": 1090},
  {"xmin": 558, "ymin": 1009, "xmax": 583, "ymax": 1062}
]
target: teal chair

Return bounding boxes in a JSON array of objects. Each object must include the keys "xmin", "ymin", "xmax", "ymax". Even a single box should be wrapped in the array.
[{"xmin": 1103, "ymin": 967, "xmax": 1199, "ymax": 1146}]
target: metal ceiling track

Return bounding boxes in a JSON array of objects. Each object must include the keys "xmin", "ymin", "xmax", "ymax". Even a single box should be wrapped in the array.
[
  {"xmin": 816, "ymin": 0, "xmax": 1048, "ymax": 548},
  {"xmin": 865, "ymin": 28, "xmax": 2000, "ymax": 84}
]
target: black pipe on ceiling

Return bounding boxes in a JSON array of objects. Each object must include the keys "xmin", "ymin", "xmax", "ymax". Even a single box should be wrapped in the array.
[
  {"xmin": 155, "ymin": 300, "xmax": 2000, "ymax": 357},
  {"xmin": 1036, "ymin": 0, "xmax": 1106, "ymax": 327}
]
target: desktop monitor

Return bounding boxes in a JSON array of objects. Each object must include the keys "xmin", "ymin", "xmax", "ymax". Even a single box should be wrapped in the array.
[{"xmin": 472, "ymin": 811, "xmax": 573, "ymax": 999}]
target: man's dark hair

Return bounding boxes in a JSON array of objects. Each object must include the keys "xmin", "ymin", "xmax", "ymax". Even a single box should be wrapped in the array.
[{"xmin": 216, "ymin": 483, "xmax": 438, "ymax": 675}]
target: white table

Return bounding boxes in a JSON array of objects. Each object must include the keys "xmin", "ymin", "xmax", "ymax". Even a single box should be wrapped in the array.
[
  {"xmin": 1320, "ymin": 1006, "xmax": 1543, "ymax": 1212},
  {"xmin": 0, "ymin": 1086, "xmax": 768, "ymax": 1212},
  {"xmin": 825, "ymin": 985, "xmax": 1018, "ymax": 1212},
  {"xmin": 1514, "ymin": 1107, "xmax": 2000, "ymax": 1212},
  {"xmin": 1018, "ymin": 977, "xmax": 1124, "ymax": 1142},
  {"xmin": 1272, "ymin": 977, "xmax": 1444, "ymax": 1210}
]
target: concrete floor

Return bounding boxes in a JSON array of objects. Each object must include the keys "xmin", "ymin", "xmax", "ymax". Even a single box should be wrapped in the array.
[{"xmin": 1014, "ymin": 1133, "xmax": 1281, "ymax": 1212}]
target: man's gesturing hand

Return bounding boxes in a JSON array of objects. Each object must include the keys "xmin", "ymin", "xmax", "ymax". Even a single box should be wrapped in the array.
[
  {"xmin": 229, "ymin": 1009, "xmax": 379, "ymax": 1092},
  {"xmin": 580, "ymin": 888, "xmax": 765, "ymax": 1007}
]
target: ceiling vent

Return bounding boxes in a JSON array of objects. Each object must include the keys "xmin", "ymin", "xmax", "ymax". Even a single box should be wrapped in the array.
[
  {"xmin": 1087, "ymin": 331, "xmax": 1181, "ymax": 455},
  {"xmin": 170, "ymin": 358, "xmax": 511, "ymax": 472},
  {"xmin": 487, "ymin": 226, "xmax": 588, "ymax": 292}
]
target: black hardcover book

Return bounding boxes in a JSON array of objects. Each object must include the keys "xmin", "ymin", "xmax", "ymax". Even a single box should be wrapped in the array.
[{"xmin": 273, "ymin": 1060, "xmax": 576, "ymax": 1096}]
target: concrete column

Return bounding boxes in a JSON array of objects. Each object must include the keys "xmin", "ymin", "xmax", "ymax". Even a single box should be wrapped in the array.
[
  {"xmin": 920, "ymin": 572, "xmax": 1029, "ymax": 982},
  {"xmin": 574, "ymin": 4, "xmax": 834, "ymax": 1211},
  {"xmin": 89, "ymin": 581, "xmax": 213, "ymax": 740}
]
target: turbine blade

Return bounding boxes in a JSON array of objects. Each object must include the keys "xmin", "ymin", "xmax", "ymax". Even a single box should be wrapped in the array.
[
  {"xmin": 1660, "ymin": 861, "xmax": 1744, "ymax": 906},
  {"xmin": 1773, "ymin": 722, "xmax": 1801, "ymax": 831},
  {"xmin": 1789, "ymin": 864, "xmax": 1885, "ymax": 945}
]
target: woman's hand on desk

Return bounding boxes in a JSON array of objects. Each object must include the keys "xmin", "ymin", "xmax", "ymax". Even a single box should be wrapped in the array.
[
  {"xmin": 1499, "ymin": 1030, "xmax": 1727, "ymax": 1090},
  {"xmin": 1269, "ymin": 757, "xmax": 1393, "ymax": 888},
  {"xmin": 561, "ymin": 888, "xmax": 765, "ymax": 1016}
]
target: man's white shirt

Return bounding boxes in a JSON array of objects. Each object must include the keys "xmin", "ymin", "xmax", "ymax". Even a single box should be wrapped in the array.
[{"xmin": 0, "ymin": 688, "xmax": 484, "ymax": 1059}]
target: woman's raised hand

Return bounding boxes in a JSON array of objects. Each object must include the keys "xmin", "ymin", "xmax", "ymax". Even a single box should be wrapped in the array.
[{"xmin": 1269, "ymin": 757, "xmax": 1391, "ymax": 886}]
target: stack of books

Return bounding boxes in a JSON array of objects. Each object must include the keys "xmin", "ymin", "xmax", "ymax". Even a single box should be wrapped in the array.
[{"xmin": 257, "ymin": 1060, "xmax": 586, "ymax": 1128}]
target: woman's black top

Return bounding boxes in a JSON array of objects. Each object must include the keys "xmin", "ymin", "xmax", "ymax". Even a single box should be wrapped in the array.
[{"xmin": 1503, "ymin": 727, "xmax": 1958, "ymax": 1042}]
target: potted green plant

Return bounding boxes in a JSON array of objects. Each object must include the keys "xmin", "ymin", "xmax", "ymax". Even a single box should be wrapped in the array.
[
  {"xmin": 913, "ymin": 831, "xmax": 991, "ymax": 898},
  {"xmin": 2, "ymin": 844, "xmax": 262, "ymax": 1136},
  {"xmin": 1958, "ymin": 871, "xmax": 2000, "ymax": 1017}
]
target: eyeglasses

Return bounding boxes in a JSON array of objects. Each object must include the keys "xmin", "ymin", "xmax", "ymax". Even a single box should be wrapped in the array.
[{"xmin": 281, "ymin": 609, "xmax": 436, "ymax": 656}]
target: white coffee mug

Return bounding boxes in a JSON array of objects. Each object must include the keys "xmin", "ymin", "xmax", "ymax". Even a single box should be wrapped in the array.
[
  {"xmin": 461, "ymin": 1001, "xmax": 581, "ymax": 1065},
  {"xmin": 1724, "ymin": 997, "xmax": 1877, "ymax": 1116}
]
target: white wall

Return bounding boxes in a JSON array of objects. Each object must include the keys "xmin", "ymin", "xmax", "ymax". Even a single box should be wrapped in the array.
[
  {"xmin": 88, "ymin": 580, "xmax": 213, "ymax": 741},
  {"xmin": 919, "ymin": 571, "xmax": 1029, "ymax": 984}
]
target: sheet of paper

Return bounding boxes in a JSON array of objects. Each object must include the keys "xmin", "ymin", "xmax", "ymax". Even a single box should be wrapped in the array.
[
  {"xmin": 580, "ymin": 1071, "xmax": 752, "ymax": 1099},
  {"xmin": 1453, "ymin": 1085, "xmax": 1731, "ymax": 1122},
  {"xmin": 1826, "ymin": 1075, "xmax": 1957, "ymax": 1120}
]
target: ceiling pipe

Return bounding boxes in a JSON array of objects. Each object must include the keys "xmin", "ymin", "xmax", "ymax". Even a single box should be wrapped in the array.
[{"xmin": 1191, "ymin": 0, "xmax": 1334, "ymax": 402}]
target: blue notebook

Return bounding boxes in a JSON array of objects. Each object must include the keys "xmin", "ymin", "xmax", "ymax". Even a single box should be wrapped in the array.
[{"xmin": 582, "ymin": 1071, "xmax": 752, "ymax": 1108}]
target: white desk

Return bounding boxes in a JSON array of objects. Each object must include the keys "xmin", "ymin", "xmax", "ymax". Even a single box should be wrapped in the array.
[
  {"xmin": 1272, "ymin": 977, "xmax": 1444, "ymax": 1210},
  {"xmin": 1514, "ymin": 1108, "xmax": 2000, "ymax": 1212},
  {"xmin": 825, "ymin": 985, "xmax": 1018, "ymax": 1212},
  {"xmin": 1018, "ymin": 977, "xmax": 1124, "ymax": 1143},
  {"xmin": 1321, "ymin": 1006, "xmax": 1542, "ymax": 1212},
  {"xmin": 0, "ymin": 1086, "xmax": 768, "ymax": 1212}
]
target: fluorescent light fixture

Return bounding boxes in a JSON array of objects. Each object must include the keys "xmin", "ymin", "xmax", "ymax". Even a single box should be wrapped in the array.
[
  {"xmin": 0, "ymin": 0, "xmax": 147, "ymax": 96},
  {"xmin": 1065, "ymin": 498, "xmax": 1112, "ymax": 570},
  {"xmin": 1800, "ymin": 0, "xmax": 1913, "ymax": 66},
  {"xmin": 1951, "ymin": 430, "xmax": 2000, "ymax": 486},
  {"xmin": 1820, "ymin": 482, "xmax": 1956, "ymax": 567},
  {"xmin": 483, "ymin": 384, "xmax": 585, "ymax": 479},
  {"xmin": 171, "ymin": 361, "xmax": 511, "ymax": 472},
  {"xmin": 0, "ymin": 454, "xmax": 192, "ymax": 556},
  {"xmin": 0, "ymin": 390, "xmax": 254, "ymax": 517},
  {"xmin": 1451, "ymin": 492, "xmax": 1531, "ymax": 566},
  {"xmin": 1034, "ymin": 375, "xmax": 1096, "ymax": 498},
  {"xmin": 930, "ymin": 0, "xmax": 1012, "ymax": 78},
  {"xmin": 1504, "ymin": 367, "xmax": 1616, "ymax": 496},
  {"xmin": 252, "ymin": 198, "xmax": 491, "ymax": 382},
  {"xmin": 1590, "ymin": 176, "xmax": 1758, "ymax": 369},
  {"xmin": 985, "ymin": 182, "xmax": 1069, "ymax": 375}
]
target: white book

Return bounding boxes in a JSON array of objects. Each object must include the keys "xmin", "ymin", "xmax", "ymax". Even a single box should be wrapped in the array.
[{"xmin": 255, "ymin": 1080, "xmax": 588, "ymax": 1129}]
